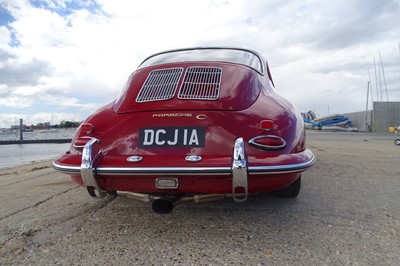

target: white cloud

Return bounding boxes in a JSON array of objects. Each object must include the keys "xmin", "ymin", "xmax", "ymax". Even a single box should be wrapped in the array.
[
  {"xmin": 0, "ymin": 0, "xmax": 399, "ymax": 128},
  {"xmin": 41, "ymin": 94, "xmax": 99, "ymax": 110},
  {"xmin": 0, "ymin": 26, "xmax": 11, "ymax": 46},
  {"xmin": 0, "ymin": 95, "xmax": 33, "ymax": 108}
]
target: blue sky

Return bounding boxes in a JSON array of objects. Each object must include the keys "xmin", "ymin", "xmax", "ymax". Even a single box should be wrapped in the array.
[{"xmin": 0, "ymin": 0, "xmax": 400, "ymax": 128}]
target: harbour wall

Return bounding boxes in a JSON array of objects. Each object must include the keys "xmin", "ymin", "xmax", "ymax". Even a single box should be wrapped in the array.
[
  {"xmin": 0, "ymin": 139, "xmax": 72, "ymax": 145},
  {"xmin": 344, "ymin": 101, "xmax": 400, "ymax": 132},
  {"xmin": 343, "ymin": 110, "xmax": 372, "ymax": 132},
  {"xmin": 371, "ymin": 102, "xmax": 400, "ymax": 133}
]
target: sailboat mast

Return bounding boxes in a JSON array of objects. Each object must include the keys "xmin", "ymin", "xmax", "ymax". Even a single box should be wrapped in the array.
[
  {"xmin": 378, "ymin": 50, "xmax": 389, "ymax": 101},
  {"xmin": 366, "ymin": 81, "xmax": 370, "ymax": 112},
  {"xmin": 368, "ymin": 68, "xmax": 374, "ymax": 103},
  {"xmin": 365, "ymin": 81, "xmax": 371, "ymax": 132},
  {"xmin": 373, "ymin": 57, "xmax": 380, "ymax": 101}
]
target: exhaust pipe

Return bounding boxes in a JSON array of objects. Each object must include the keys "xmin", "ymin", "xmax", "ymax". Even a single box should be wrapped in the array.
[
  {"xmin": 151, "ymin": 194, "xmax": 225, "ymax": 214},
  {"xmin": 152, "ymin": 199, "xmax": 176, "ymax": 214}
]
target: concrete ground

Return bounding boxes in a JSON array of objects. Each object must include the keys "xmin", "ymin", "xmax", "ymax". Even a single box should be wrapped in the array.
[{"xmin": 0, "ymin": 130, "xmax": 399, "ymax": 265}]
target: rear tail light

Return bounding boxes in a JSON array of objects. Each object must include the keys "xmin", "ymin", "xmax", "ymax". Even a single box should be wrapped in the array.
[
  {"xmin": 80, "ymin": 123, "xmax": 94, "ymax": 134},
  {"xmin": 73, "ymin": 123, "xmax": 96, "ymax": 149},
  {"xmin": 248, "ymin": 135, "xmax": 286, "ymax": 150}
]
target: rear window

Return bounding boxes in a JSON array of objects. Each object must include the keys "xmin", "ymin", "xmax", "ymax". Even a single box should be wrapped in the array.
[{"xmin": 138, "ymin": 48, "xmax": 264, "ymax": 74}]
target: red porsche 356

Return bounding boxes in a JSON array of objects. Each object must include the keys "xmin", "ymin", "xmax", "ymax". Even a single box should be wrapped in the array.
[{"xmin": 52, "ymin": 47, "xmax": 315, "ymax": 213}]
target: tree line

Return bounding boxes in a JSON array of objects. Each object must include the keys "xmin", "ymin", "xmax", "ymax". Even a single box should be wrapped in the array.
[{"xmin": 57, "ymin": 121, "xmax": 81, "ymax": 128}]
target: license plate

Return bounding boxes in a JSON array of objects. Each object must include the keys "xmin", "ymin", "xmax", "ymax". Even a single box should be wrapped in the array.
[{"xmin": 139, "ymin": 127, "xmax": 205, "ymax": 148}]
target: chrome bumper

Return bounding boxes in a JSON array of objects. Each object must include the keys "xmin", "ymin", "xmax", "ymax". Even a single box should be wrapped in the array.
[
  {"xmin": 80, "ymin": 137, "xmax": 107, "ymax": 198},
  {"xmin": 52, "ymin": 137, "xmax": 316, "ymax": 202}
]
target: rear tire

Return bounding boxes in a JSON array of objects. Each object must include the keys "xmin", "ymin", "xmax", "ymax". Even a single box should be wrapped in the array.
[
  {"xmin": 274, "ymin": 175, "xmax": 301, "ymax": 198},
  {"xmin": 395, "ymin": 139, "xmax": 400, "ymax": 146}
]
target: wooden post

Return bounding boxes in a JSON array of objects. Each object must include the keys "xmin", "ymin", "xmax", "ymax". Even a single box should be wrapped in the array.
[{"xmin": 20, "ymin": 119, "xmax": 23, "ymax": 141}]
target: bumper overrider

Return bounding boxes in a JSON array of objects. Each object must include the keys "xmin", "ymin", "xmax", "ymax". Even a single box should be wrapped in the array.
[{"xmin": 52, "ymin": 137, "xmax": 316, "ymax": 202}]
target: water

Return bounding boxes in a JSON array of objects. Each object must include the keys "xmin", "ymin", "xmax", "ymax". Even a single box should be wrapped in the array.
[
  {"xmin": 0, "ymin": 143, "xmax": 71, "ymax": 169},
  {"xmin": 0, "ymin": 128, "xmax": 76, "ymax": 169},
  {"xmin": 0, "ymin": 128, "xmax": 76, "ymax": 141}
]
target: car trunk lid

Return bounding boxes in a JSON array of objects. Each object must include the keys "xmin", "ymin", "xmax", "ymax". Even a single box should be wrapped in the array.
[{"xmin": 113, "ymin": 62, "xmax": 262, "ymax": 113}]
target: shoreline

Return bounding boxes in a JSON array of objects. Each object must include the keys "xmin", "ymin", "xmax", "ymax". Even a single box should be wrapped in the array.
[
  {"xmin": 0, "ymin": 142, "xmax": 70, "ymax": 170},
  {"xmin": 0, "ymin": 138, "xmax": 72, "ymax": 145}
]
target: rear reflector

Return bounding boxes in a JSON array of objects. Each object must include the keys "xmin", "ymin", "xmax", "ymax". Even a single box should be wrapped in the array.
[
  {"xmin": 260, "ymin": 120, "xmax": 274, "ymax": 130},
  {"xmin": 248, "ymin": 135, "xmax": 286, "ymax": 150}
]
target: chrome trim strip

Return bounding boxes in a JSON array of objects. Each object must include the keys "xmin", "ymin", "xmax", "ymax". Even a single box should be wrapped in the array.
[
  {"xmin": 231, "ymin": 137, "xmax": 248, "ymax": 202},
  {"xmin": 249, "ymin": 153, "xmax": 316, "ymax": 174},
  {"xmin": 248, "ymin": 135, "xmax": 287, "ymax": 150},
  {"xmin": 80, "ymin": 138, "xmax": 106, "ymax": 198},
  {"xmin": 95, "ymin": 166, "xmax": 231, "ymax": 176}
]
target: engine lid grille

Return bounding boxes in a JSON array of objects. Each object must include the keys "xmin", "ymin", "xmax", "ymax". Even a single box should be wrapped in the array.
[
  {"xmin": 136, "ymin": 67, "xmax": 183, "ymax": 103},
  {"xmin": 178, "ymin": 67, "xmax": 222, "ymax": 101}
]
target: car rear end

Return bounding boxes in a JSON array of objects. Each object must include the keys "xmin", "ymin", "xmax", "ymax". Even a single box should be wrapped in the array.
[{"xmin": 52, "ymin": 48, "xmax": 315, "ymax": 212}]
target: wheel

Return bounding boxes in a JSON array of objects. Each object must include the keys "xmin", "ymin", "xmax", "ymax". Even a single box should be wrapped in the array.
[
  {"xmin": 274, "ymin": 175, "xmax": 301, "ymax": 198},
  {"xmin": 395, "ymin": 139, "xmax": 400, "ymax": 146}
]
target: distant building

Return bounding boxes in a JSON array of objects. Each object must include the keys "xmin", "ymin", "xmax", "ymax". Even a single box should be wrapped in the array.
[{"xmin": 34, "ymin": 122, "xmax": 51, "ymax": 129}]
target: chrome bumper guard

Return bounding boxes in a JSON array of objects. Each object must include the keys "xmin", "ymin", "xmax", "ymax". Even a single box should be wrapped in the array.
[
  {"xmin": 81, "ymin": 137, "xmax": 106, "ymax": 198},
  {"xmin": 232, "ymin": 137, "xmax": 248, "ymax": 202}
]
